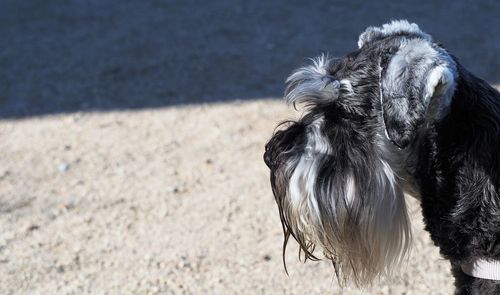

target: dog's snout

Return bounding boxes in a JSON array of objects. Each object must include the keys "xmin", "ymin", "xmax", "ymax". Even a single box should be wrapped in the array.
[{"xmin": 321, "ymin": 76, "xmax": 340, "ymax": 92}]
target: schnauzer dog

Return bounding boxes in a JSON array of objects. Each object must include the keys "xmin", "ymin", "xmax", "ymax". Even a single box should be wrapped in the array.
[{"xmin": 264, "ymin": 20, "xmax": 499, "ymax": 294}]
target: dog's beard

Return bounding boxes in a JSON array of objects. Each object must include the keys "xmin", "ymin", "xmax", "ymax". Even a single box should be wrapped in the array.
[{"xmin": 265, "ymin": 116, "xmax": 411, "ymax": 287}]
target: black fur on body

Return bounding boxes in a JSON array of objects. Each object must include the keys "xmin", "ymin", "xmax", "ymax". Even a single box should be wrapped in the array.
[
  {"xmin": 264, "ymin": 20, "xmax": 500, "ymax": 294},
  {"xmin": 411, "ymin": 62, "xmax": 500, "ymax": 294}
]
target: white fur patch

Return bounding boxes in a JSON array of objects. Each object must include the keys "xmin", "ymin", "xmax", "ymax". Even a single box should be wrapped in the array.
[
  {"xmin": 424, "ymin": 63, "xmax": 456, "ymax": 118},
  {"xmin": 288, "ymin": 117, "xmax": 329, "ymax": 228},
  {"xmin": 344, "ymin": 175, "xmax": 356, "ymax": 206}
]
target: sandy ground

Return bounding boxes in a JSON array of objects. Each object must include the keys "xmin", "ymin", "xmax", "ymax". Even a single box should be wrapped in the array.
[{"xmin": 0, "ymin": 100, "xmax": 459, "ymax": 294}]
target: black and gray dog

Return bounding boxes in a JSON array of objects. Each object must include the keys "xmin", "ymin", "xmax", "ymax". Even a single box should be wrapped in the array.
[{"xmin": 264, "ymin": 20, "xmax": 499, "ymax": 294}]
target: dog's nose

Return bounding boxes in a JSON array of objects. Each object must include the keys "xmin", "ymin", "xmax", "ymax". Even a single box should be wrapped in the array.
[{"xmin": 321, "ymin": 76, "xmax": 340, "ymax": 92}]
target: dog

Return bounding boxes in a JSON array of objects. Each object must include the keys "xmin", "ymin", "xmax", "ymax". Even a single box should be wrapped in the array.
[{"xmin": 264, "ymin": 20, "xmax": 500, "ymax": 294}]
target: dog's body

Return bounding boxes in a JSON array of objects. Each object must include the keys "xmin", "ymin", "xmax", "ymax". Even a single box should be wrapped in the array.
[
  {"xmin": 413, "ymin": 62, "xmax": 500, "ymax": 294},
  {"xmin": 264, "ymin": 21, "xmax": 500, "ymax": 294}
]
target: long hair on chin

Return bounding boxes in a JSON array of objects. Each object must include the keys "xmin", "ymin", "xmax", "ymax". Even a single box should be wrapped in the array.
[
  {"xmin": 263, "ymin": 55, "xmax": 411, "ymax": 286},
  {"xmin": 264, "ymin": 116, "xmax": 411, "ymax": 286}
]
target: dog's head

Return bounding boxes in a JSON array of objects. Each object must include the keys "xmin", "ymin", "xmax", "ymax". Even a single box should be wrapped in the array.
[{"xmin": 264, "ymin": 20, "xmax": 457, "ymax": 286}]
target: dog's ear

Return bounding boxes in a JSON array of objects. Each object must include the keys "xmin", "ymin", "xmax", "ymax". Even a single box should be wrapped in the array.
[
  {"xmin": 380, "ymin": 41, "xmax": 456, "ymax": 148},
  {"xmin": 285, "ymin": 55, "xmax": 341, "ymax": 108}
]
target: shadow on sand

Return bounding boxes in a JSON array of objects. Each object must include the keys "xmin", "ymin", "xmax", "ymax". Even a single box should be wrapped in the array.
[{"xmin": 1, "ymin": 0, "xmax": 499, "ymax": 119}]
